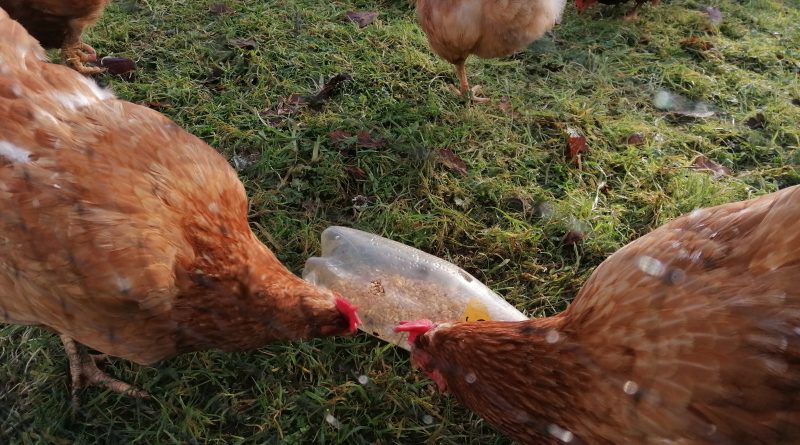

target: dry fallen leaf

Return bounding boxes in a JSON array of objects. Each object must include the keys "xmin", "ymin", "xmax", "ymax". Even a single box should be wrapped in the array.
[
  {"xmin": 344, "ymin": 165, "xmax": 367, "ymax": 179},
  {"xmin": 680, "ymin": 36, "xmax": 714, "ymax": 52},
  {"xmin": 566, "ymin": 127, "xmax": 588, "ymax": 168},
  {"xmin": 691, "ymin": 155, "xmax": 731, "ymax": 178},
  {"xmin": 495, "ymin": 96, "xmax": 521, "ymax": 118},
  {"xmin": 142, "ymin": 101, "xmax": 171, "ymax": 111},
  {"xmin": 356, "ymin": 131, "xmax": 386, "ymax": 149},
  {"xmin": 204, "ymin": 67, "xmax": 224, "ymax": 85},
  {"xmin": 563, "ymin": 230, "xmax": 586, "ymax": 246},
  {"xmin": 345, "ymin": 11, "xmax": 379, "ymax": 28},
  {"xmin": 744, "ymin": 113, "xmax": 766, "ymax": 130},
  {"xmin": 329, "ymin": 130, "xmax": 386, "ymax": 151},
  {"xmin": 99, "ymin": 56, "xmax": 136, "ymax": 78},
  {"xmin": 436, "ymin": 148, "xmax": 468, "ymax": 176},
  {"xmin": 209, "ymin": 3, "xmax": 232, "ymax": 15},
  {"xmin": 307, "ymin": 73, "xmax": 353, "ymax": 109},
  {"xmin": 329, "ymin": 130, "xmax": 353, "ymax": 147},
  {"xmin": 623, "ymin": 133, "xmax": 646, "ymax": 146},
  {"xmin": 276, "ymin": 94, "xmax": 308, "ymax": 115},
  {"xmin": 229, "ymin": 38, "xmax": 257, "ymax": 50}
]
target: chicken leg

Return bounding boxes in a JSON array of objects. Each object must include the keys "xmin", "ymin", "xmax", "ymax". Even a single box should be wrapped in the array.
[
  {"xmin": 60, "ymin": 335, "xmax": 148, "ymax": 408},
  {"xmin": 61, "ymin": 16, "xmax": 106, "ymax": 76},
  {"xmin": 451, "ymin": 62, "xmax": 490, "ymax": 104},
  {"xmin": 62, "ymin": 40, "xmax": 105, "ymax": 76}
]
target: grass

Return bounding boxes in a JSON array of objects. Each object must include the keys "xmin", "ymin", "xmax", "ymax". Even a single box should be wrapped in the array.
[{"xmin": 1, "ymin": 0, "xmax": 798, "ymax": 443}]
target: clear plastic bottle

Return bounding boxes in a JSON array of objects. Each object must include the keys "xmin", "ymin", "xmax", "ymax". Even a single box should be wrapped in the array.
[{"xmin": 303, "ymin": 226, "xmax": 527, "ymax": 350}]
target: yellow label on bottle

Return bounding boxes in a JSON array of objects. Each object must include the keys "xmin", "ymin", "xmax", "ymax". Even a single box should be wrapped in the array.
[{"xmin": 463, "ymin": 298, "xmax": 491, "ymax": 322}]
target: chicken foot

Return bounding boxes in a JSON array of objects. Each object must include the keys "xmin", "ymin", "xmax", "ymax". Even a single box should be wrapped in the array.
[
  {"xmin": 62, "ymin": 41, "xmax": 105, "ymax": 76},
  {"xmin": 60, "ymin": 335, "xmax": 149, "ymax": 409},
  {"xmin": 451, "ymin": 62, "xmax": 490, "ymax": 104}
]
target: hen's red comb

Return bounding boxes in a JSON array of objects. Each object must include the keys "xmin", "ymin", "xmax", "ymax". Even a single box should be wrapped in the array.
[
  {"xmin": 394, "ymin": 319, "xmax": 434, "ymax": 344},
  {"xmin": 335, "ymin": 296, "xmax": 361, "ymax": 334}
]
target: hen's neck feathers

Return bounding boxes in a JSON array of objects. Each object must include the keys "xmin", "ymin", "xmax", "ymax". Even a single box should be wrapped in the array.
[
  {"xmin": 422, "ymin": 317, "xmax": 605, "ymax": 444},
  {"xmin": 171, "ymin": 223, "xmax": 343, "ymax": 354}
]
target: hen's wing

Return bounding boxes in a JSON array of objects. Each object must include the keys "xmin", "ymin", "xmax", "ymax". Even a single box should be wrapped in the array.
[{"xmin": 567, "ymin": 186, "xmax": 800, "ymax": 444}]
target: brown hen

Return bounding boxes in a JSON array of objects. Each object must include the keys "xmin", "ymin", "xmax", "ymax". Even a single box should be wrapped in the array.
[
  {"xmin": 416, "ymin": 0, "xmax": 566, "ymax": 102},
  {"xmin": 397, "ymin": 185, "xmax": 800, "ymax": 445},
  {"xmin": 0, "ymin": 10, "xmax": 360, "ymax": 407},
  {"xmin": 0, "ymin": 0, "xmax": 109, "ymax": 74}
]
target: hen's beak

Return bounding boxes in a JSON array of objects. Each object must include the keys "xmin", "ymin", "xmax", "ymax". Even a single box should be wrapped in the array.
[
  {"xmin": 334, "ymin": 295, "xmax": 361, "ymax": 334},
  {"xmin": 394, "ymin": 319, "xmax": 434, "ymax": 344}
]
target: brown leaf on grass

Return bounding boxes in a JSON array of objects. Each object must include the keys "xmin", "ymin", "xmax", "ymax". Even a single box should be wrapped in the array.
[
  {"xmin": 329, "ymin": 130, "xmax": 386, "ymax": 151},
  {"xmin": 680, "ymin": 36, "xmax": 714, "ymax": 51},
  {"xmin": 623, "ymin": 133, "xmax": 646, "ymax": 146},
  {"xmin": 497, "ymin": 97, "xmax": 512, "ymax": 111},
  {"xmin": 495, "ymin": 96, "xmax": 521, "ymax": 118},
  {"xmin": 302, "ymin": 198, "xmax": 320, "ymax": 216},
  {"xmin": 229, "ymin": 38, "xmax": 257, "ymax": 50},
  {"xmin": 345, "ymin": 11, "xmax": 379, "ymax": 28},
  {"xmin": 204, "ymin": 67, "xmax": 224, "ymax": 86},
  {"xmin": 142, "ymin": 101, "xmax": 171, "ymax": 111},
  {"xmin": 744, "ymin": 113, "xmax": 766, "ymax": 130},
  {"xmin": 344, "ymin": 165, "xmax": 367, "ymax": 179},
  {"xmin": 436, "ymin": 148, "xmax": 468, "ymax": 176},
  {"xmin": 356, "ymin": 131, "xmax": 386, "ymax": 149},
  {"xmin": 209, "ymin": 3, "xmax": 232, "ymax": 15},
  {"xmin": 691, "ymin": 155, "xmax": 731, "ymax": 178},
  {"xmin": 307, "ymin": 73, "xmax": 353, "ymax": 109},
  {"xmin": 259, "ymin": 95, "xmax": 307, "ymax": 126},
  {"xmin": 261, "ymin": 76, "xmax": 351, "ymax": 124},
  {"xmin": 99, "ymin": 57, "xmax": 136, "ymax": 78},
  {"xmin": 329, "ymin": 130, "xmax": 353, "ymax": 147},
  {"xmin": 566, "ymin": 127, "xmax": 588, "ymax": 168},
  {"xmin": 563, "ymin": 230, "xmax": 586, "ymax": 246},
  {"xmin": 276, "ymin": 94, "xmax": 308, "ymax": 115}
]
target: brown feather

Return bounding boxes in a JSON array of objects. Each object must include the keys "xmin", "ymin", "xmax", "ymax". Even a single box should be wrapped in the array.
[
  {"xmin": 0, "ymin": 0, "xmax": 108, "ymax": 48},
  {"xmin": 411, "ymin": 186, "xmax": 800, "ymax": 445}
]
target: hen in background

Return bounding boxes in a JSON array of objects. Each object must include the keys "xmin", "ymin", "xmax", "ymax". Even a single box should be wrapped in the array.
[
  {"xmin": 415, "ymin": 0, "xmax": 566, "ymax": 102},
  {"xmin": 0, "ymin": 9, "xmax": 360, "ymax": 408},
  {"xmin": 576, "ymin": 0, "xmax": 660, "ymax": 19},
  {"xmin": 0, "ymin": 0, "xmax": 109, "ymax": 74},
  {"xmin": 398, "ymin": 185, "xmax": 800, "ymax": 444}
]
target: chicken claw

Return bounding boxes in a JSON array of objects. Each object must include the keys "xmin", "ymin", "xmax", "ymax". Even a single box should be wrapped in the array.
[
  {"xmin": 452, "ymin": 62, "xmax": 490, "ymax": 104},
  {"xmin": 62, "ymin": 42, "xmax": 106, "ymax": 76},
  {"xmin": 60, "ymin": 335, "xmax": 149, "ymax": 409}
]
